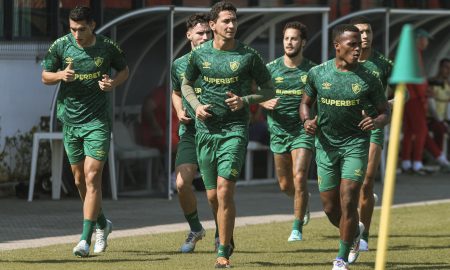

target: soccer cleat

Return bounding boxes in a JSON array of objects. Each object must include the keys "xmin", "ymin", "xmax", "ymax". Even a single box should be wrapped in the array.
[
  {"xmin": 303, "ymin": 192, "xmax": 311, "ymax": 226},
  {"xmin": 215, "ymin": 257, "xmax": 231, "ymax": 268},
  {"xmin": 180, "ymin": 228, "xmax": 206, "ymax": 253},
  {"xmin": 73, "ymin": 240, "xmax": 90, "ymax": 257},
  {"xmin": 348, "ymin": 222, "xmax": 365, "ymax": 264},
  {"xmin": 359, "ymin": 239, "xmax": 369, "ymax": 252},
  {"xmin": 94, "ymin": 219, "xmax": 112, "ymax": 253},
  {"xmin": 287, "ymin": 229, "xmax": 302, "ymax": 242},
  {"xmin": 332, "ymin": 258, "xmax": 349, "ymax": 270}
]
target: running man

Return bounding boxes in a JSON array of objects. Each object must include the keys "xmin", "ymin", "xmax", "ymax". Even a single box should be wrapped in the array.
[
  {"xmin": 261, "ymin": 21, "xmax": 315, "ymax": 242},
  {"xmin": 300, "ymin": 24, "xmax": 390, "ymax": 270},
  {"xmin": 41, "ymin": 6, "xmax": 129, "ymax": 257},
  {"xmin": 171, "ymin": 13, "xmax": 212, "ymax": 253},
  {"xmin": 181, "ymin": 1, "xmax": 275, "ymax": 267},
  {"xmin": 348, "ymin": 16, "xmax": 393, "ymax": 261}
]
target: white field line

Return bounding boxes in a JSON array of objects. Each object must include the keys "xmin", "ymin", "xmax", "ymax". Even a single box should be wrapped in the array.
[{"xmin": 1, "ymin": 198, "xmax": 449, "ymax": 251}]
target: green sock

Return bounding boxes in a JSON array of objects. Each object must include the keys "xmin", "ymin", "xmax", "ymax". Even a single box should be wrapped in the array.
[
  {"xmin": 292, "ymin": 218, "xmax": 303, "ymax": 232},
  {"xmin": 80, "ymin": 219, "xmax": 96, "ymax": 245},
  {"xmin": 337, "ymin": 240, "xmax": 352, "ymax": 262},
  {"xmin": 217, "ymin": 244, "xmax": 231, "ymax": 259},
  {"xmin": 184, "ymin": 210, "xmax": 203, "ymax": 232},
  {"xmin": 362, "ymin": 231, "xmax": 369, "ymax": 242},
  {"xmin": 96, "ymin": 209, "xmax": 107, "ymax": 229}
]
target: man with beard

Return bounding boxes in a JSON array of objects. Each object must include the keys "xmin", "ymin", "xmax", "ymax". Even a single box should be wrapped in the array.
[
  {"xmin": 171, "ymin": 13, "xmax": 213, "ymax": 253},
  {"xmin": 181, "ymin": 1, "xmax": 274, "ymax": 267},
  {"xmin": 300, "ymin": 24, "xmax": 390, "ymax": 270},
  {"xmin": 261, "ymin": 21, "xmax": 315, "ymax": 242}
]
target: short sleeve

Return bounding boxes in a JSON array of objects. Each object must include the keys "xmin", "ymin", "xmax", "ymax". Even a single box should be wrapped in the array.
[
  {"xmin": 304, "ymin": 69, "xmax": 317, "ymax": 98},
  {"xmin": 369, "ymin": 77, "xmax": 387, "ymax": 107},
  {"xmin": 108, "ymin": 40, "xmax": 127, "ymax": 72},
  {"xmin": 250, "ymin": 53, "xmax": 271, "ymax": 86},
  {"xmin": 42, "ymin": 40, "xmax": 62, "ymax": 72},
  {"xmin": 184, "ymin": 51, "xmax": 200, "ymax": 82},
  {"xmin": 171, "ymin": 60, "xmax": 181, "ymax": 92}
]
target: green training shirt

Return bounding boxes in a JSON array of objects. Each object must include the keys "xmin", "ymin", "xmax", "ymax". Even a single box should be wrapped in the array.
[
  {"xmin": 304, "ymin": 59, "xmax": 386, "ymax": 149},
  {"xmin": 42, "ymin": 33, "xmax": 127, "ymax": 126},
  {"xmin": 171, "ymin": 52, "xmax": 202, "ymax": 132},
  {"xmin": 184, "ymin": 40, "xmax": 271, "ymax": 133},
  {"xmin": 361, "ymin": 50, "xmax": 393, "ymax": 117},
  {"xmin": 266, "ymin": 56, "xmax": 316, "ymax": 135},
  {"xmin": 361, "ymin": 50, "xmax": 393, "ymax": 89}
]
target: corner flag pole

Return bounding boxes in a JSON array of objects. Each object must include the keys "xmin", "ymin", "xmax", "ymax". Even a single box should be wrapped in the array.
[{"xmin": 375, "ymin": 24, "xmax": 424, "ymax": 270}]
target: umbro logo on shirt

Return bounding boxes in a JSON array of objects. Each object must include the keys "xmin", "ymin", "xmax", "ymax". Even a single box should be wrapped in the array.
[
  {"xmin": 275, "ymin": 77, "xmax": 284, "ymax": 83},
  {"xmin": 202, "ymin": 61, "xmax": 211, "ymax": 69},
  {"xmin": 322, "ymin": 82, "xmax": 332, "ymax": 89},
  {"xmin": 65, "ymin": 57, "xmax": 73, "ymax": 64}
]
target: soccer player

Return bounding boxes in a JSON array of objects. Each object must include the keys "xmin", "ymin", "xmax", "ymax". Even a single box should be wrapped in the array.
[
  {"xmin": 261, "ymin": 21, "xmax": 315, "ymax": 242},
  {"xmin": 348, "ymin": 16, "xmax": 393, "ymax": 259},
  {"xmin": 181, "ymin": 1, "xmax": 275, "ymax": 267},
  {"xmin": 300, "ymin": 24, "xmax": 390, "ymax": 270},
  {"xmin": 171, "ymin": 13, "xmax": 212, "ymax": 253},
  {"xmin": 41, "ymin": 6, "xmax": 129, "ymax": 257}
]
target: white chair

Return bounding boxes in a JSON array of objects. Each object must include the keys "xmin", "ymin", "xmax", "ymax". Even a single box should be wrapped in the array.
[
  {"xmin": 113, "ymin": 121, "xmax": 160, "ymax": 192},
  {"xmin": 238, "ymin": 141, "xmax": 275, "ymax": 186},
  {"xmin": 28, "ymin": 132, "xmax": 118, "ymax": 201}
]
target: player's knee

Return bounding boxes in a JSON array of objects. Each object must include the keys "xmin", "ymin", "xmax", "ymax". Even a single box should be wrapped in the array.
[
  {"xmin": 84, "ymin": 170, "xmax": 102, "ymax": 189},
  {"xmin": 74, "ymin": 176, "xmax": 84, "ymax": 189},
  {"xmin": 361, "ymin": 181, "xmax": 374, "ymax": 198},
  {"xmin": 176, "ymin": 177, "xmax": 190, "ymax": 193},
  {"xmin": 278, "ymin": 180, "xmax": 294, "ymax": 196},
  {"xmin": 340, "ymin": 195, "xmax": 359, "ymax": 214}
]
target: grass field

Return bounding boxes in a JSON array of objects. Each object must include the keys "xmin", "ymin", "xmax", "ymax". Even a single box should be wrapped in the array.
[{"xmin": 1, "ymin": 202, "xmax": 450, "ymax": 270}]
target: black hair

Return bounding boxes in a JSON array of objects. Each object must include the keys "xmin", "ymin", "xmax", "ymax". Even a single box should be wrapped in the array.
[
  {"xmin": 69, "ymin": 6, "xmax": 93, "ymax": 23},
  {"xmin": 186, "ymin": 13, "xmax": 210, "ymax": 30},
  {"xmin": 349, "ymin": 16, "xmax": 372, "ymax": 26},
  {"xmin": 332, "ymin": 24, "xmax": 360, "ymax": 42},
  {"xmin": 283, "ymin": 21, "xmax": 308, "ymax": 40},
  {"xmin": 209, "ymin": 1, "xmax": 237, "ymax": 22}
]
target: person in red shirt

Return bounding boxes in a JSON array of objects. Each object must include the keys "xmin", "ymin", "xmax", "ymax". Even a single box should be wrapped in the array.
[{"xmin": 400, "ymin": 29, "xmax": 432, "ymax": 174}]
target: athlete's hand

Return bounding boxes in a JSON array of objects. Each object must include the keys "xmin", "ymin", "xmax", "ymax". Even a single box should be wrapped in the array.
[
  {"xmin": 304, "ymin": 116, "xmax": 318, "ymax": 135},
  {"xmin": 195, "ymin": 104, "xmax": 212, "ymax": 121},
  {"xmin": 225, "ymin": 91, "xmax": 244, "ymax": 112},
  {"xmin": 98, "ymin": 74, "xmax": 114, "ymax": 91},
  {"xmin": 60, "ymin": 62, "xmax": 75, "ymax": 82},
  {"xmin": 260, "ymin": 98, "xmax": 279, "ymax": 110},
  {"xmin": 177, "ymin": 108, "xmax": 192, "ymax": 124},
  {"xmin": 358, "ymin": 110, "xmax": 376, "ymax": 131}
]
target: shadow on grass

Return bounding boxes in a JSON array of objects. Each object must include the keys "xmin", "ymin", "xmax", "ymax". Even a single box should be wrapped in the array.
[
  {"xmin": 272, "ymin": 248, "xmax": 336, "ymax": 254},
  {"xmin": 388, "ymin": 234, "xmax": 450, "ymax": 238},
  {"xmin": 246, "ymin": 261, "xmax": 375, "ymax": 269},
  {"xmin": 0, "ymin": 257, "xmax": 169, "ymax": 264},
  {"xmin": 386, "ymin": 262, "xmax": 450, "ymax": 269},
  {"xmin": 388, "ymin": 244, "xmax": 450, "ymax": 251}
]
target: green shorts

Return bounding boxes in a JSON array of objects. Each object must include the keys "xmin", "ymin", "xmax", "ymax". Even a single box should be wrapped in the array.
[
  {"xmin": 370, "ymin": 128, "xmax": 384, "ymax": 147},
  {"xmin": 270, "ymin": 129, "xmax": 314, "ymax": 154},
  {"xmin": 315, "ymin": 144, "xmax": 369, "ymax": 192},
  {"xmin": 195, "ymin": 130, "xmax": 248, "ymax": 190},
  {"xmin": 63, "ymin": 122, "xmax": 111, "ymax": 164},
  {"xmin": 175, "ymin": 124, "xmax": 197, "ymax": 167}
]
